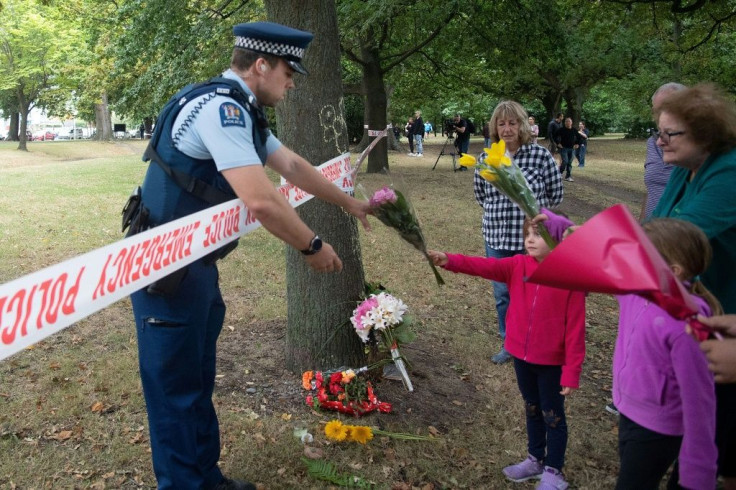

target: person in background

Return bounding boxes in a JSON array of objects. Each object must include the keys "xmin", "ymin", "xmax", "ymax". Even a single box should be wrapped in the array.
[
  {"xmin": 127, "ymin": 22, "xmax": 372, "ymax": 490},
  {"xmin": 613, "ymin": 219, "xmax": 719, "ymax": 490},
  {"xmin": 428, "ymin": 209, "xmax": 584, "ymax": 490},
  {"xmin": 453, "ymin": 114, "xmax": 471, "ymax": 155},
  {"xmin": 529, "ymin": 116, "xmax": 539, "ymax": 145},
  {"xmin": 639, "ymin": 82, "xmax": 687, "ymax": 222},
  {"xmin": 412, "ymin": 110, "xmax": 424, "ymax": 157},
  {"xmin": 575, "ymin": 121, "xmax": 589, "ymax": 167},
  {"xmin": 547, "ymin": 112, "xmax": 563, "ymax": 165},
  {"xmin": 475, "ymin": 101, "xmax": 563, "ymax": 365},
  {"xmin": 482, "ymin": 119, "xmax": 491, "ymax": 148},
  {"xmin": 652, "ymin": 82, "xmax": 736, "ymax": 490},
  {"xmin": 555, "ymin": 117, "xmax": 580, "ymax": 182},
  {"xmin": 424, "ymin": 120, "xmax": 432, "ymax": 138},
  {"xmin": 405, "ymin": 116, "xmax": 415, "ymax": 156}
]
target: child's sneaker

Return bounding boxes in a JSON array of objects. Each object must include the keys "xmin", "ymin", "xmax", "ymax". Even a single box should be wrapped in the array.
[
  {"xmin": 502, "ymin": 455, "xmax": 544, "ymax": 482},
  {"xmin": 536, "ymin": 466, "xmax": 568, "ymax": 490}
]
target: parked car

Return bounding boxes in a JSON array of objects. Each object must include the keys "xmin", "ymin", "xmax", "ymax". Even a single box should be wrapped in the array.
[
  {"xmin": 56, "ymin": 128, "xmax": 85, "ymax": 140},
  {"xmin": 32, "ymin": 130, "xmax": 56, "ymax": 141}
]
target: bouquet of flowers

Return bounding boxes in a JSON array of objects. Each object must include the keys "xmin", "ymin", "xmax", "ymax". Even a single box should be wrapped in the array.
[
  {"xmin": 302, "ymin": 369, "xmax": 392, "ymax": 417},
  {"xmin": 458, "ymin": 140, "xmax": 556, "ymax": 249},
  {"xmin": 365, "ymin": 185, "xmax": 445, "ymax": 286},
  {"xmin": 351, "ymin": 292, "xmax": 415, "ymax": 391}
]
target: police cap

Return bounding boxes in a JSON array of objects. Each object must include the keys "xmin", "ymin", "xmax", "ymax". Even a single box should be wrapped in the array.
[{"xmin": 233, "ymin": 21, "xmax": 314, "ymax": 75}]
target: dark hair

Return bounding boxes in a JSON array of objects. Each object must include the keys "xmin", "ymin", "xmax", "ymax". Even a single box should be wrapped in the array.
[
  {"xmin": 655, "ymin": 83, "xmax": 736, "ymax": 155},
  {"xmin": 642, "ymin": 218, "xmax": 723, "ymax": 315},
  {"xmin": 231, "ymin": 48, "xmax": 280, "ymax": 71}
]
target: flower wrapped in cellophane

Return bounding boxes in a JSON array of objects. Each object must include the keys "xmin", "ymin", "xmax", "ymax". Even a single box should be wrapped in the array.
[
  {"xmin": 302, "ymin": 368, "xmax": 392, "ymax": 417},
  {"xmin": 459, "ymin": 140, "xmax": 556, "ymax": 249},
  {"xmin": 364, "ymin": 185, "xmax": 445, "ymax": 286},
  {"xmin": 351, "ymin": 292, "xmax": 416, "ymax": 392}
]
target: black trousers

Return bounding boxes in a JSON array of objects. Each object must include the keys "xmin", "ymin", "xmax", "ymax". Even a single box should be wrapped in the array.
[{"xmin": 616, "ymin": 413, "xmax": 682, "ymax": 490}]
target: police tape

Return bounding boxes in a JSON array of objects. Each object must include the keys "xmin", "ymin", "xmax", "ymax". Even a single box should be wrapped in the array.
[{"xmin": 0, "ymin": 153, "xmax": 354, "ymax": 362}]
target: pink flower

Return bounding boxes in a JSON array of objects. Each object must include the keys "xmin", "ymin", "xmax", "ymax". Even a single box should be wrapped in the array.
[{"xmin": 369, "ymin": 186, "xmax": 398, "ymax": 207}]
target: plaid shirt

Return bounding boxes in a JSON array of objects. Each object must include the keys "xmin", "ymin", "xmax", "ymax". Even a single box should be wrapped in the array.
[{"xmin": 474, "ymin": 143, "xmax": 563, "ymax": 250}]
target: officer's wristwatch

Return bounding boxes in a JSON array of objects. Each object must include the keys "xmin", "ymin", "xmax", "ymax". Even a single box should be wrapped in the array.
[{"xmin": 300, "ymin": 235, "xmax": 323, "ymax": 255}]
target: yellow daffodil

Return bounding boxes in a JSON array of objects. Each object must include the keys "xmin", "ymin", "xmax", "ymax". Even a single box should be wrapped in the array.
[
  {"xmin": 348, "ymin": 425, "xmax": 374, "ymax": 444},
  {"xmin": 325, "ymin": 420, "xmax": 348, "ymax": 442},
  {"xmin": 479, "ymin": 169, "xmax": 498, "ymax": 182},
  {"xmin": 483, "ymin": 140, "xmax": 512, "ymax": 168},
  {"xmin": 457, "ymin": 153, "xmax": 477, "ymax": 168}
]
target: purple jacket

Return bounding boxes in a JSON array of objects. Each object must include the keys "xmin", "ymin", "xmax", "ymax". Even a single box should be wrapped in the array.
[{"xmin": 613, "ymin": 294, "xmax": 716, "ymax": 489}]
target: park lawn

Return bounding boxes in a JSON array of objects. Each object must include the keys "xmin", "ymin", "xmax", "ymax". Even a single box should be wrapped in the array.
[{"xmin": 1, "ymin": 137, "xmax": 645, "ymax": 489}]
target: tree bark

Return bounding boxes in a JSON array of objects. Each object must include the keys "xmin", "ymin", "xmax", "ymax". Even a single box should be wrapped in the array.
[
  {"xmin": 8, "ymin": 112, "xmax": 20, "ymax": 141},
  {"xmin": 94, "ymin": 92, "xmax": 113, "ymax": 140},
  {"xmin": 361, "ymin": 45, "xmax": 389, "ymax": 173},
  {"xmin": 265, "ymin": 0, "xmax": 367, "ymax": 373}
]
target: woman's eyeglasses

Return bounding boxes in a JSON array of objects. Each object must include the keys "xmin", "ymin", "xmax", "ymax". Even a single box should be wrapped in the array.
[{"xmin": 654, "ymin": 130, "xmax": 686, "ymax": 144}]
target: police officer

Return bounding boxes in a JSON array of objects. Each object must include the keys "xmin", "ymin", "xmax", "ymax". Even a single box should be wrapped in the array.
[{"xmin": 129, "ymin": 22, "xmax": 371, "ymax": 490}]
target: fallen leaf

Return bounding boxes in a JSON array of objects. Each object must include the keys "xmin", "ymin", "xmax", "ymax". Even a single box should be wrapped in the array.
[
  {"xmin": 281, "ymin": 413, "xmax": 292, "ymax": 421},
  {"xmin": 428, "ymin": 426, "xmax": 441, "ymax": 436},
  {"xmin": 91, "ymin": 402, "xmax": 104, "ymax": 413},
  {"xmin": 303, "ymin": 446, "xmax": 323, "ymax": 459},
  {"xmin": 57, "ymin": 430, "xmax": 73, "ymax": 441}
]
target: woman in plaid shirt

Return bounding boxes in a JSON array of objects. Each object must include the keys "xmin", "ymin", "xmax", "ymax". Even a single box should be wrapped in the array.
[{"xmin": 475, "ymin": 101, "xmax": 564, "ymax": 364}]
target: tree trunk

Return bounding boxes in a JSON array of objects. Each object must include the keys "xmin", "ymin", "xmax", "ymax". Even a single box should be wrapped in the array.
[
  {"xmin": 17, "ymin": 98, "xmax": 29, "ymax": 151},
  {"xmin": 8, "ymin": 112, "xmax": 20, "ymax": 141},
  {"xmin": 266, "ymin": 0, "xmax": 367, "ymax": 373},
  {"xmin": 361, "ymin": 45, "xmax": 389, "ymax": 173},
  {"xmin": 94, "ymin": 92, "xmax": 113, "ymax": 140}
]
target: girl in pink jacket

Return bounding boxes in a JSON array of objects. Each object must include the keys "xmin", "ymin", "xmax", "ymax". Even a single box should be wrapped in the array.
[
  {"xmin": 613, "ymin": 219, "xmax": 720, "ymax": 490},
  {"xmin": 429, "ymin": 210, "xmax": 584, "ymax": 490}
]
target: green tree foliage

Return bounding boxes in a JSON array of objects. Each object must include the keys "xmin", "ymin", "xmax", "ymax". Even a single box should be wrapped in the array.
[
  {"xmin": 337, "ymin": 0, "xmax": 460, "ymax": 172},
  {"xmin": 0, "ymin": 0, "xmax": 85, "ymax": 149},
  {"xmin": 109, "ymin": 0, "xmax": 264, "ymax": 122}
]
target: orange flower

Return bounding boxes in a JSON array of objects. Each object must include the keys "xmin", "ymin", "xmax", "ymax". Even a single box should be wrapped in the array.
[{"xmin": 302, "ymin": 371, "xmax": 314, "ymax": 390}]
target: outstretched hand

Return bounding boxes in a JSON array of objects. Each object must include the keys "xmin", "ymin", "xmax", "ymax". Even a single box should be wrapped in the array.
[
  {"xmin": 560, "ymin": 386, "xmax": 577, "ymax": 396},
  {"xmin": 347, "ymin": 197, "xmax": 373, "ymax": 231},
  {"xmin": 427, "ymin": 250, "xmax": 448, "ymax": 267}
]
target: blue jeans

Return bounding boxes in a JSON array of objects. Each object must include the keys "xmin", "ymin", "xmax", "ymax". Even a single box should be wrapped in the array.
[
  {"xmin": 484, "ymin": 137, "xmax": 491, "ymax": 148},
  {"xmin": 514, "ymin": 358, "xmax": 568, "ymax": 471},
  {"xmin": 484, "ymin": 244, "xmax": 520, "ymax": 339},
  {"xmin": 575, "ymin": 144, "xmax": 587, "ymax": 167},
  {"xmin": 559, "ymin": 148, "xmax": 574, "ymax": 177},
  {"xmin": 414, "ymin": 134, "xmax": 423, "ymax": 154}
]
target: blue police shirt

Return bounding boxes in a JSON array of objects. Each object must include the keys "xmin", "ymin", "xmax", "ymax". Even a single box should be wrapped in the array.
[{"xmin": 172, "ymin": 69, "xmax": 281, "ymax": 171}]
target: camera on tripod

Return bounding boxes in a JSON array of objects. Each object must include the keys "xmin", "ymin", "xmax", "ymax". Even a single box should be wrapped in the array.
[{"xmin": 443, "ymin": 119, "xmax": 456, "ymax": 137}]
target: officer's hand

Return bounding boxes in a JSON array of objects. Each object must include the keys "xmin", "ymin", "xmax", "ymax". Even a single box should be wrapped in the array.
[
  {"xmin": 346, "ymin": 197, "xmax": 372, "ymax": 231},
  {"xmin": 304, "ymin": 242, "xmax": 343, "ymax": 273}
]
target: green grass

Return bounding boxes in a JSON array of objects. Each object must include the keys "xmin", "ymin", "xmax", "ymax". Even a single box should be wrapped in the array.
[{"xmin": 0, "ymin": 138, "xmax": 648, "ymax": 488}]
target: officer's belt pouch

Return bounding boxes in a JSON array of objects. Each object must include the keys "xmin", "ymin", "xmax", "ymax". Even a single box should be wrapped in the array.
[
  {"xmin": 121, "ymin": 186, "xmax": 150, "ymax": 238},
  {"xmin": 146, "ymin": 267, "xmax": 188, "ymax": 298},
  {"xmin": 203, "ymin": 239, "xmax": 239, "ymax": 265}
]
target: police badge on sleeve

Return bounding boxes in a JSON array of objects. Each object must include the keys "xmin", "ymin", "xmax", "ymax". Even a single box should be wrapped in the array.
[{"xmin": 220, "ymin": 103, "xmax": 246, "ymax": 128}]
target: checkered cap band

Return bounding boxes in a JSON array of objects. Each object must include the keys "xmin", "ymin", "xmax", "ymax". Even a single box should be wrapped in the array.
[{"xmin": 235, "ymin": 36, "xmax": 305, "ymax": 60}]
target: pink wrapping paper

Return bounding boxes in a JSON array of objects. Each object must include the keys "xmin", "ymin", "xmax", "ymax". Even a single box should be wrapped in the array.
[{"xmin": 526, "ymin": 204, "xmax": 698, "ymax": 319}]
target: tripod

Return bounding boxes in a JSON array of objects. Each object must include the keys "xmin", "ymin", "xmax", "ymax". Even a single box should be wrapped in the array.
[{"xmin": 432, "ymin": 136, "xmax": 459, "ymax": 171}]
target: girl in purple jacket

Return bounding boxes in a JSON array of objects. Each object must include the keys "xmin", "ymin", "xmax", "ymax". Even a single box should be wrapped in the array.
[{"xmin": 614, "ymin": 218, "xmax": 721, "ymax": 490}]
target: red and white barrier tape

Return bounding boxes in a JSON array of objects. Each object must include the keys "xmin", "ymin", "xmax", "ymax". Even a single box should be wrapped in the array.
[{"xmin": 0, "ymin": 153, "xmax": 354, "ymax": 362}]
